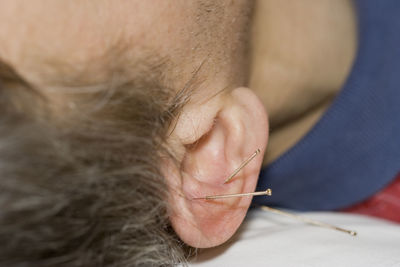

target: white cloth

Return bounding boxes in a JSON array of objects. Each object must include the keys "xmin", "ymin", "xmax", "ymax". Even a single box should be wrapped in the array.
[{"xmin": 189, "ymin": 209, "xmax": 400, "ymax": 267}]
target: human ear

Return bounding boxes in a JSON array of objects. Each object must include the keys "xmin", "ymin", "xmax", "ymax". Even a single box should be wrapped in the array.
[{"xmin": 163, "ymin": 87, "xmax": 268, "ymax": 248}]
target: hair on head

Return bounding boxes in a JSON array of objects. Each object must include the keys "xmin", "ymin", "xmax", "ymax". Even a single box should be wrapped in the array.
[{"xmin": 0, "ymin": 59, "xmax": 195, "ymax": 266}]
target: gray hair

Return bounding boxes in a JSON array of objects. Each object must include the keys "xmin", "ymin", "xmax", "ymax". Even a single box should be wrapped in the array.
[{"xmin": 0, "ymin": 60, "xmax": 193, "ymax": 266}]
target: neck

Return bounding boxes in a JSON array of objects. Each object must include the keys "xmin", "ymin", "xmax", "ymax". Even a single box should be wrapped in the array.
[{"xmin": 249, "ymin": 0, "xmax": 357, "ymax": 164}]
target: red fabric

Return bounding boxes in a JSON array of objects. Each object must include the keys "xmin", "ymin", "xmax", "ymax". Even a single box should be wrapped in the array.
[{"xmin": 343, "ymin": 173, "xmax": 400, "ymax": 223}]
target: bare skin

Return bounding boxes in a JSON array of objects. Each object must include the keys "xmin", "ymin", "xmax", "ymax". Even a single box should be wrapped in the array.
[{"xmin": 250, "ymin": 0, "xmax": 357, "ymax": 164}]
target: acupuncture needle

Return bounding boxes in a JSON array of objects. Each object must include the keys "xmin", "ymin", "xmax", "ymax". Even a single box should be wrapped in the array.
[
  {"xmin": 260, "ymin": 205, "xmax": 357, "ymax": 236},
  {"xmin": 193, "ymin": 189, "xmax": 272, "ymax": 200},
  {"xmin": 224, "ymin": 148, "xmax": 261, "ymax": 184}
]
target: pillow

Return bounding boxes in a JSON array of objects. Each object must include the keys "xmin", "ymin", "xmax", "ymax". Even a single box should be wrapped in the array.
[{"xmin": 190, "ymin": 209, "xmax": 400, "ymax": 267}]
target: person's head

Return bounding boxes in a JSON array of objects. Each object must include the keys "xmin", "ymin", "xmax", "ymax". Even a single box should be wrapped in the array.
[{"xmin": 0, "ymin": 0, "xmax": 268, "ymax": 265}]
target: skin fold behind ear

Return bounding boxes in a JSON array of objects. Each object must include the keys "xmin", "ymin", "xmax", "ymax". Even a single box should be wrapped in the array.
[{"xmin": 164, "ymin": 87, "xmax": 268, "ymax": 248}]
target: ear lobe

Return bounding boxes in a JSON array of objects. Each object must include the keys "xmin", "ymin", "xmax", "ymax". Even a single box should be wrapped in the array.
[{"xmin": 165, "ymin": 87, "xmax": 268, "ymax": 248}]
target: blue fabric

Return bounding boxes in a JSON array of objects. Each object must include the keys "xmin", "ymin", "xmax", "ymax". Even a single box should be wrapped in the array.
[{"xmin": 254, "ymin": 0, "xmax": 400, "ymax": 210}]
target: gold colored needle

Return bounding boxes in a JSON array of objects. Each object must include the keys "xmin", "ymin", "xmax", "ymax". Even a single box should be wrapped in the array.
[
  {"xmin": 260, "ymin": 205, "xmax": 357, "ymax": 236},
  {"xmin": 193, "ymin": 189, "xmax": 272, "ymax": 200},
  {"xmin": 224, "ymin": 148, "xmax": 261, "ymax": 184}
]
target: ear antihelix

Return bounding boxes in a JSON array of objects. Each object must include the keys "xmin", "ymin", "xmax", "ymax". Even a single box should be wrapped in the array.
[{"xmin": 181, "ymin": 119, "xmax": 229, "ymax": 185}]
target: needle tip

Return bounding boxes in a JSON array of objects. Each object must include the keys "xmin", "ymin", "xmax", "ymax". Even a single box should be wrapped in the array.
[{"xmin": 265, "ymin": 189, "xmax": 272, "ymax": 196}]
